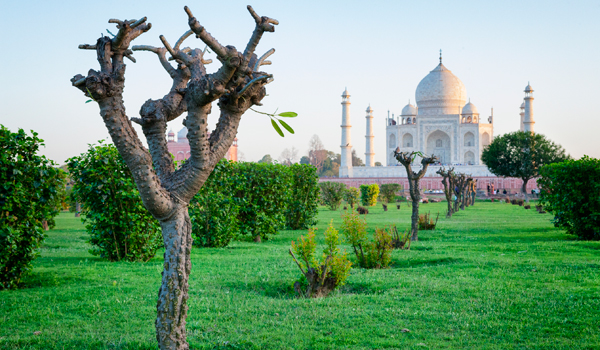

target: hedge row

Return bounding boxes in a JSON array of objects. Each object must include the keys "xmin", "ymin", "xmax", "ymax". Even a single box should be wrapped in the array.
[
  {"xmin": 191, "ymin": 160, "xmax": 319, "ymax": 246},
  {"xmin": 1, "ymin": 126, "xmax": 65, "ymax": 289}
]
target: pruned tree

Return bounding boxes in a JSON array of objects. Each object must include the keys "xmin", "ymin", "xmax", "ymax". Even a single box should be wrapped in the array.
[
  {"xmin": 71, "ymin": 6, "xmax": 279, "ymax": 349},
  {"xmin": 436, "ymin": 167, "xmax": 455, "ymax": 218},
  {"xmin": 393, "ymin": 149, "xmax": 437, "ymax": 241},
  {"xmin": 453, "ymin": 173, "xmax": 468, "ymax": 211},
  {"xmin": 279, "ymin": 146, "xmax": 299, "ymax": 165},
  {"xmin": 308, "ymin": 134, "xmax": 327, "ymax": 172}
]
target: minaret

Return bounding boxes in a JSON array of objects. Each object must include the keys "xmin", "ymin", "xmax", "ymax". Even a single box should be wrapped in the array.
[
  {"xmin": 340, "ymin": 88, "xmax": 353, "ymax": 177},
  {"xmin": 523, "ymin": 83, "xmax": 535, "ymax": 133},
  {"xmin": 519, "ymin": 102, "xmax": 525, "ymax": 131},
  {"xmin": 365, "ymin": 105, "xmax": 375, "ymax": 167}
]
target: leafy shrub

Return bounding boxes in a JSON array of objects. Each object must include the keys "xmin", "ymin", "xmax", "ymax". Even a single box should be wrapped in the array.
[
  {"xmin": 67, "ymin": 142, "xmax": 162, "ymax": 262},
  {"xmin": 0, "ymin": 126, "xmax": 65, "ymax": 289},
  {"xmin": 518, "ymin": 200, "xmax": 524, "ymax": 206},
  {"xmin": 379, "ymin": 183, "xmax": 402, "ymax": 204},
  {"xmin": 285, "ymin": 164, "xmax": 319, "ymax": 230},
  {"xmin": 357, "ymin": 206, "xmax": 369, "ymax": 214},
  {"xmin": 359, "ymin": 184, "xmax": 379, "ymax": 207},
  {"xmin": 538, "ymin": 156, "xmax": 600, "ymax": 240},
  {"xmin": 318, "ymin": 181, "xmax": 346, "ymax": 211},
  {"xmin": 189, "ymin": 160, "xmax": 239, "ymax": 248},
  {"xmin": 343, "ymin": 187, "xmax": 359, "ymax": 209},
  {"xmin": 418, "ymin": 212, "xmax": 438, "ymax": 230},
  {"xmin": 236, "ymin": 162, "xmax": 291, "ymax": 242},
  {"xmin": 340, "ymin": 211, "xmax": 393, "ymax": 268},
  {"xmin": 524, "ymin": 205, "xmax": 531, "ymax": 209},
  {"xmin": 289, "ymin": 221, "xmax": 352, "ymax": 298}
]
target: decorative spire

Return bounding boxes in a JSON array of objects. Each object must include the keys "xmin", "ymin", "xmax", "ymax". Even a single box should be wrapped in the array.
[{"xmin": 439, "ymin": 49, "xmax": 442, "ymax": 64}]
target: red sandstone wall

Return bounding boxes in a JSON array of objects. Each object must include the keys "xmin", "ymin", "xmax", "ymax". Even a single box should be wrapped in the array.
[{"xmin": 319, "ymin": 176, "xmax": 539, "ymax": 193}]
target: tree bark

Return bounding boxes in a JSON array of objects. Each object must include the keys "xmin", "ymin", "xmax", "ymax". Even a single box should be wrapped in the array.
[
  {"xmin": 522, "ymin": 178, "xmax": 530, "ymax": 203},
  {"xmin": 409, "ymin": 180, "xmax": 420, "ymax": 241},
  {"xmin": 155, "ymin": 205, "xmax": 192, "ymax": 350},
  {"xmin": 71, "ymin": 7, "xmax": 279, "ymax": 350}
]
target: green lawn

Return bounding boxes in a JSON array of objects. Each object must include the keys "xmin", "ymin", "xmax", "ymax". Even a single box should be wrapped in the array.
[{"xmin": 1, "ymin": 201, "xmax": 599, "ymax": 349}]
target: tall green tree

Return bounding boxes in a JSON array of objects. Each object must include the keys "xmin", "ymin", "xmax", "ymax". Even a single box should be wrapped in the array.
[
  {"xmin": 0, "ymin": 126, "xmax": 65, "ymax": 289},
  {"xmin": 481, "ymin": 131, "xmax": 569, "ymax": 202}
]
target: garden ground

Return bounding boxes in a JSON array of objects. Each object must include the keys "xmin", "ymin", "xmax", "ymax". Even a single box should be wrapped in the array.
[{"xmin": 1, "ymin": 201, "xmax": 599, "ymax": 349}]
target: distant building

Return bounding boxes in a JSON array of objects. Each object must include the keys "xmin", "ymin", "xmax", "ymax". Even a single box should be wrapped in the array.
[
  {"xmin": 339, "ymin": 53, "xmax": 535, "ymax": 178},
  {"xmin": 167, "ymin": 127, "xmax": 238, "ymax": 162}
]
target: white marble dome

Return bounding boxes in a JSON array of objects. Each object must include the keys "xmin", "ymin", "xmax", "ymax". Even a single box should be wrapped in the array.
[
  {"xmin": 177, "ymin": 127, "xmax": 188, "ymax": 141},
  {"xmin": 401, "ymin": 103, "xmax": 417, "ymax": 116},
  {"xmin": 415, "ymin": 63, "xmax": 467, "ymax": 115},
  {"xmin": 462, "ymin": 101, "xmax": 478, "ymax": 115}
]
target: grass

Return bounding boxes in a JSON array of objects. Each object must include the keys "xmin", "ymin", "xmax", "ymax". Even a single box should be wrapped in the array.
[{"xmin": 1, "ymin": 201, "xmax": 599, "ymax": 349}]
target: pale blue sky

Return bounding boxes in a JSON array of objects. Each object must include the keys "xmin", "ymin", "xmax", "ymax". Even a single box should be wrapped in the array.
[{"xmin": 1, "ymin": 0, "xmax": 598, "ymax": 164}]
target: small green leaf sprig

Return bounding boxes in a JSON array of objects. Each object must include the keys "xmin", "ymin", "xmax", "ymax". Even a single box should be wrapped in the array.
[{"xmin": 250, "ymin": 108, "xmax": 297, "ymax": 137}]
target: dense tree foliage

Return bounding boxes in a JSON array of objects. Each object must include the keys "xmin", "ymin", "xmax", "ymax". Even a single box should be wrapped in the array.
[
  {"xmin": 482, "ymin": 131, "xmax": 569, "ymax": 200},
  {"xmin": 360, "ymin": 184, "xmax": 379, "ymax": 207},
  {"xmin": 343, "ymin": 187, "xmax": 359, "ymax": 209},
  {"xmin": 379, "ymin": 183, "xmax": 402, "ymax": 205},
  {"xmin": 319, "ymin": 182, "xmax": 346, "ymax": 210},
  {"xmin": 0, "ymin": 126, "xmax": 65, "ymax": 289},
  {"xmin": 538, "ymin": 156, "xmax": 600, "ymax": 240},
  {"xmin": 285, "ymin": 163, "xmax": 320, "ymax": 230},
  {"xmin": 68, "ymin": 143, "xmax": 162, "ymax": 261}
]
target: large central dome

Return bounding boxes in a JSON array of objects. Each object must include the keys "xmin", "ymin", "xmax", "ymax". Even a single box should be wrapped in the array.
[{"xmin": 415, "ymin": 63, "xmax": 467, "ymax": 115}]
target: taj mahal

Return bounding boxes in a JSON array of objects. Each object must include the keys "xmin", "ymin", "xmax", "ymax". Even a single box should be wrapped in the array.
[{"xmin": 339, "ymin": 54, "xmax": 535, "ymax": 179}]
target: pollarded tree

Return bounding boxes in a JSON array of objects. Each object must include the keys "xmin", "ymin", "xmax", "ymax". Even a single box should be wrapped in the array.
[
  {"xmin": 393, "ymin": 149, "xmax": 437, "ymax": 241},
  {"xmin": 71, "ymin": 6, "xmax": 280, "ymax": 349},
  {"xmin": 436, "ymin": 167, "xmax": 455, "ymax": 218},
  {"xmin": 481, "ymin": 131, "xmax": 569, "ymax": 202}
]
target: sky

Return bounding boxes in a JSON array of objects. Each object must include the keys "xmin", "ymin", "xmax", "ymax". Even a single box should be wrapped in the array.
[{"xmin": 1, "ymin": 0, "xmax": 599, "ymax": 164}]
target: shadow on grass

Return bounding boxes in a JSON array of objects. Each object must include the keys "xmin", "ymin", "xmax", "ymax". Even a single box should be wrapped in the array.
[
  {"xmin": 393, "ymin": 257, "xmax": 464, "ymax": 269},
  {"xmin": 0, "ymin": 339, "xmax": 156, "ymax": 350}
]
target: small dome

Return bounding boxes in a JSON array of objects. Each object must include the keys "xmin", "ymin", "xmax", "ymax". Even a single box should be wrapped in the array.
[
  {"xmin": 366, "ymin": 105, "xmax": 373, "ymax": 113},
  {"xmin": 342, "ymin": 88, "xmax": 350, "ymax": 98},
  {"xmin": 177, "ymin": 127, "xmax": 188, "ymax": 141},
  {"xmin": 168, "ymin": 129, "xmax": 175, "ymax": 136},
  {"xmin": 520, "ymin": 102, "xmax": 525, "ymax": 109},
  {"xmin": 525, "ymin": 83, "xmax": 533, "ymax": 93},
  {"xmin": 461, "ymin": 101, "xmax": 479, "ymax": 115},
  {"xmin": 401, "ymin": 103, "xmax": 417, "ymax": 116}
]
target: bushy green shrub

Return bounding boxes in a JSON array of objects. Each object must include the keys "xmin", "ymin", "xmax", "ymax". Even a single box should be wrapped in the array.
[
  {"xmin": 236, "ymin": 162, "xmax": 291, "ymax": 242},
  {"xmin": 538, "ymin": 156, "xmax": 600, "ymax": 240},
  {"xmin": 340, "ymin": 211, "xmax": 393, "ymax": 268},
  {"xmin": 319, "ymin": 181, "xmax": 346, "ymax": 210},
  {"xmin": 359, "ymin": 184, "xmax": 379, "ymax": 207},
  {"xmin": 285, "ymin": 164, "xmax": 319, "ymax": 230},
  {"xmin": 0, "ymin": 126, "xmax": 65, "ymax": 289},
  {"xmin": 343, "ymin": 187, "xmax": 359, "ymax": 209},
  {"xmin": 67, "ymin": 142, "xmax": 162, "ymax": 261},
  {"xmin": 189, "ymin": 160, "xmax": 239, "ymax": 247},
  {"xmin": 289, "ymin": 221, "xmax": 352, "ymax": 298},
  {"xmin": 379, "ymin": 183, "xmax": 402, "ymax": 204}
]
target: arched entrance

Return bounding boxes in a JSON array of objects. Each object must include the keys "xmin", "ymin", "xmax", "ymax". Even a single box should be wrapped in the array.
[
  {"xmin": 426, "ymin": 130, "xmax": 451, "ymax": 164},
  {"xmin": 464, "ymin": 151, "xmax": 474, "ymax": 165}
]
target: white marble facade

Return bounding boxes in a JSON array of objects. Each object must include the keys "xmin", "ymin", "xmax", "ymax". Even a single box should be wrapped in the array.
[{"xmin": 385, "ymin": 58, "xmax": 494, "ymax": 167}]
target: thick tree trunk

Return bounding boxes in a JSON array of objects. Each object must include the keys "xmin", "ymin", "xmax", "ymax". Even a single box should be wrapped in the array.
[
  {"xmin": 409, "ymin": 179, "xmax": 420, "ymax": 241},
  {"xmin": 156, "ymin": 205, "xmax": 193, "ymax": 350},
  {"xmin": 442, "ymin": 180, "xmax": 452, "ymax": 218},
  {"xmin": 75, "ymin": 202, "xmax": 81, "ymax": 217},
  {"xmin": 522, "ymin": 178, "xmax": 530, "ymax": 203}
]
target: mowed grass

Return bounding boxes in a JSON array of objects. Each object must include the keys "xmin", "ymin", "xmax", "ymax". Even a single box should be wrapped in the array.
[{"xmin": 1, "ymin": 201, "xmax": 599, "ymax": 349}]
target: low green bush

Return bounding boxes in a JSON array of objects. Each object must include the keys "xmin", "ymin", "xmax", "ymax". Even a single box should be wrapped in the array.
[
  {"xmin": 340, "ymin": 211, "xmax": 393, "ymax": 269},
  {"xmin": 67, "ymin": 142, "xmax": 162, "ymax": 262},
  {"xmin": 1, "ymin": 126, "xmax": 65, "ymax": 288},
  {"xmin": 539, "ymin": 156, "xmax": 600, "ymax": 240},
  {"xmin": 319, "ymin": 182, "xmax": 346, "ymax": 210},
  {"xmin": 289, "ymin": 221, "xmax": 352, "ymax": 298},
  {"xmin": 360, "ymin": 184, "xmax": 379, "ymax": 207},
  {"xmin": 343, "ymin": 187, "xmax": 359, "ymax": 209}
]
